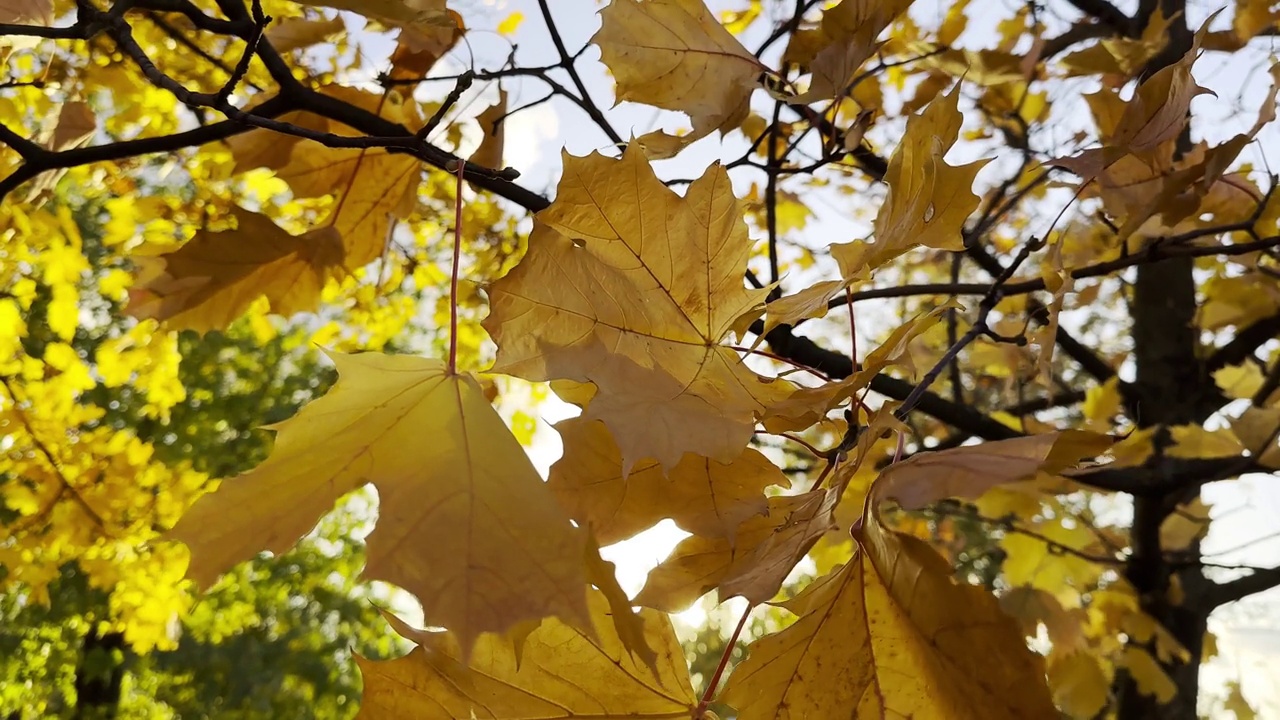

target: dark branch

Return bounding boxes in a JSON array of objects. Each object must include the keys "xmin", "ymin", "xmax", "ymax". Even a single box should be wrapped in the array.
[
  {"xmin": 1205, "ymin": 565, "xmax": 1280, "ymax": 608},
  {"xmin": 1205, "ymin": 312, "xmax": 1280, "ymax": 373},
  {"xmin": 1064, "ymin": 0, "xmax": 1132, "ymax": 32}
]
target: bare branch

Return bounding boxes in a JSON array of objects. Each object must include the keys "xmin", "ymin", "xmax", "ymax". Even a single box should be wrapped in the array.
[{"xmin": 1206, "ymin": 565, "xmax": 1280, "ymax": 608}]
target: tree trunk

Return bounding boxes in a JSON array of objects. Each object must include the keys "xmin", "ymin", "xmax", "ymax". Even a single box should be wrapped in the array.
[
  {"xmin": 1114, "ymin": 3, "xmax": 1214, "ymax": 711},
  {"xmin": 72, "ymin": 630, "xmax": 125, "ymax": 720}
]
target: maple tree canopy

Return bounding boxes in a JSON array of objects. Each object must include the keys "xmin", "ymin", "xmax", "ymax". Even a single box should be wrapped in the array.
[{"xmin": 4, "ymin": 0, "xmax": 1280, "ymax": 718}]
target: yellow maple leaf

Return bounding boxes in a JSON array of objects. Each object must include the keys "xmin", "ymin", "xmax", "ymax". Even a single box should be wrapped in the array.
[
  {"xmin": 484, "ymin": 146, "xmax": 790, "ymax": 470},
  {"xmin": 1235, "ymin": 0, "xmax": 1280, "ymax": 43},
  {"xmin": 1167, "ymin": 424, "xmax": 1244, "ymax": 459},
  {"xmin": 293, "ymin": 0, "xmax": 455, "ymax": 35},
  {"xmin": 167, "ymin": 351, "xmax": 588, "ymax": 653},
  {"xmin": 785, "ymin": 0, "xmax": 913, "ymax": 102},
  {"xmin": 635, "ymin": 491, "xmax": 834, "ymax": 612},
  {"xmin": 760, "ymin": 303, "xmax": 957, "ymax": 431},
  {"xmin": 264, "ymin": 15, "xmax": 347, "ymax": 53},
  {"xmin": 356, "ymin": 589, "xmax": 697, "ymax": 719},
  {"xmin": 469, "ymin": 88, "xmax": 507, "ymax": 169},
  {"xmin": 224, "ymin": 86, "xmax": 423, "ymax": 268},
  {"xmin": 1230, "ymin": 406, "xmax": 1280, "ymax": 467},
  {"xmin": 833, "ymin": 85, "xmax": 989, "ymax": 276},
  {"xmin": 1214, "ymin": 363, "xmax": 1266, "ymax": 400},
  {"xmin": 1054, "ymin": 18, "xmax": 1217, "ymax": 182},
  {"xmin": 126, "ymin": 207, "xmax": 345, "ymax": 332},
  {"xmin": 720, "ymin": 526, "xmax": 1056, "ymax": 718},
  {"xmin": 1121, "ymin": 646, "xmax": 1177, "ymax": 703},
  {"xmin": 388, "ymin": 16, "xmax": 464, "ymax": 81},
  {"xmin": 548, "ymin": 417, "xmax": 788, "ymax": 546},
  {"xmin": 717, "ymin": 431, "xmax": 1096, "ymax": 717},
  {"xmin": 592, "ymin": 0, "xmax": 761, "ymax": 158},
  {"xmin": 873, "ymin": 430, "xmax": 1112, "ymax": 511},
  {"xmin": 1047, "ymin": 651, "xmax": 1109, "ymax": 719}
]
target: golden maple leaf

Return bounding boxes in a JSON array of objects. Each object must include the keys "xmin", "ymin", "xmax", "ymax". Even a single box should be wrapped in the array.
[
  {"xmin": 548, "ymin": 416, "xmax": 789, "ymax": 546},
  {"xmin": 224, "ymin": 86, "xmax": 423, "ymax": 268},
  {"xmin": 484, "ymin": 145, "xmax": 791, "ymax": 470},
  {"xmin": 592, "ymin": 0, "xmax": 761, "ymax": 158},
  {"xmin": 126, "ymin": 207, "xmax": 344, "ymax": 332},
  {"xmin": 167, "ymin": 351, "xmax": 589, "ymax": 654},
  {"xmin": 785, "ymin": 0, "xmax": 913, "ymax": 102},
  {"xmin": 635, "ymin": 490, "xmax": 839, "ymax": 611},
  {"xmin": 356, "ymin": 589, "xmax": 697, "ymax": 719},
  {"xmin": 717, "ymin": 432, "xmax": 1109, "ymax": 719}
]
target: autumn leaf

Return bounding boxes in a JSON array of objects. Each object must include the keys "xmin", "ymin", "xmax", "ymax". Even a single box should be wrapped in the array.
[
  {"xmin": 388, "ymin": 14, "xmax": 464, "ymax": 81},
  {"xmin": 717, "ymin": 432, "xmax": 1108, "ymax": 717},
  {"xmin": 593, "ymin": 0, "xmax": 761, "ymax": 158},
  {"xmin": 549, "ymin": 417, "xmax": 788, "ymax": 546},
  {"xmin": 356, "ymin": 589, "xmax": 697, "ymax": 719},
  {"xmin": 760, "ymin": 303, "xmax": 956, "ymax": 431},
  {"xmin": 49, "ymin": 101, "xmax": 95, "ymax": 151},
  {"xmin": 265, "ymin": 15, "xmax": 346, "ymax": 52},
  {"xmin": 167, "ymin": 351, "xmax": 588, "ymax": 653},
  {"xmin": 720, "ymin": 527, "xmax": 1057, "ymax": 719},
  {"xmin": 1047, "ymin": 651, "xmax": 1110, "ymax": 719},
  {"xmin": 785, "ymin": 0, "xmax": 912, "ymax": 102},
  {"xmin": 635, "ymin": 491, "xmax": 833, "ymax": 612},
  {"xmin": 1053, "ymin": 18, "xmax": 1216, "ymax": 182},
  {"xmin": 874, "ymin": 430, "xmax": 1112, "ymax": 511},
  {"xmin": 470, "ymin": 88, "xmax": 507, "ymax": 169},
  {"xmin": 716, "ymin": 487, "xmax": 841, "ymax": 604},
  {"xmin": 125, "ymin": 208, "xmax": 344, "ymax": 332},
  {"xmin": 1121, "ymin": 646, "xmax": 1177, "ymax": 703},
  {"xmin": 484, "ymin": 146, "xmax": 791, "ymax": 470},
  {"xmin": 293, "ymin": 0, "xmax": 455, "ymax": 35},
  {"xmin": 1059, "ymin": 8, "xmax": 1172, "ymax": 77},
  {"xmin": 584, "ymin": 533, "xmax": 658, "ymax": 672},
  {"xmin": 224, "ymin": 86, "xmax": 423, "ymax": 268}
]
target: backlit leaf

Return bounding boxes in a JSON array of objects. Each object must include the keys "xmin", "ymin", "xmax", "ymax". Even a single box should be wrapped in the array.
[
  {"xmin": 168, "ymin": 352, "xmax": 589, "ymax": 654},
  {"xmin": 549, "ymin": 417, "xmax": 788, "ymax": 546},
  {"xmin": 357, "ymin": 589, "xmax": 696, "ymax": 719},
  {"xmin": 593, "ymin": 0, "xmax": 760, "ymax": 158},
  {"xmin": 484, "ymin": 146, "xmax": 790, "ymax": 470},
  {"xmin": 720, "ymin": 523, "xmax": 1056, "ymax": 719},
  {"xmin": 126, "ymin": 208, "xmax": 344, "ymax": 332}
]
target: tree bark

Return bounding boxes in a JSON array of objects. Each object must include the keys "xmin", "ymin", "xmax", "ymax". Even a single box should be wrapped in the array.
[{"xmin": 1114, "ymin": 2, "xmax": 1214, "ymax": 716}]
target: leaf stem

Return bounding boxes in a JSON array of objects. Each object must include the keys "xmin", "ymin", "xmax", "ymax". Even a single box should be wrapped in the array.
[
  {"xmin": 728, "ymin": 345, "xmax": 831, "ymax": 381},
  {"xmin": 695, "ymin": 606, "xmax": 751, "ymax": 719},
  {"xmin": 448, "ymin": 159, "xmax": 465, "ymax": 374}
]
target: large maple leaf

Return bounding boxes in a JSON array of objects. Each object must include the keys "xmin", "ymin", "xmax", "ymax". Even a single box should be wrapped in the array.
[
  {"xmin": 484, "ymin": 145, "xmax": 791, "ymax": 470},
  {"xmin": 167, "ymin": 351, "xmax": 588, "ymax": 654},
  {"xmin": 548, "ymin": 416, "xmax": 788, "ymax": 546},
  {"xmin": 126, "ymin": 207, "xmax": 344, "ymax": 332},
  {"xmin": 356, "ymin": 589, "xmax": 697, "ymax": 719},
  {"xmin": 718, "ymin": 431, "xmax": 1110, "ymax": 718},
  {"xmin": 592, "ymin": 0, "xmax": 760, "ymax": 158}
]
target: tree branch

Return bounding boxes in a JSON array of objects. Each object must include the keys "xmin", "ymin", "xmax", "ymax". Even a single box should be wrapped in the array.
[
  {"xmin": 1064, "ymin": 0, "xmax": 1132, "ymax": 32},
  {"xmin": 1205, "ymin": 312, "xmax": 1280, "ymax": 373},
  {"xmin": 1205, "ymin": 565, "xmax": 1280, "ymax": 608}
]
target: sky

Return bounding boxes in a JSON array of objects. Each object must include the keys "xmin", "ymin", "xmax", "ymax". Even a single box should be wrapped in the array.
[{"xmin": 335, "ymin": 0, "xmax": 1280, "ymax": 714}]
